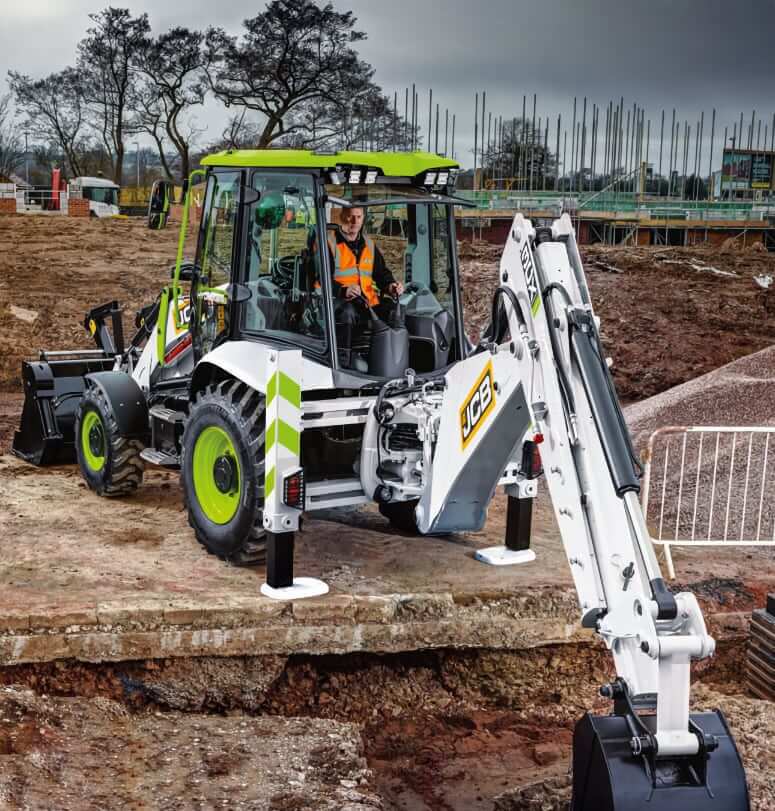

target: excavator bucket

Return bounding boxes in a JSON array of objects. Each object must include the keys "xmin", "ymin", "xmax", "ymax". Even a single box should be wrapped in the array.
[
  {"xmin": 12, "ymin": 353, "xmax": 115, "ymax": 465},
  {"xmin": 572, "ymin": 709, "xmax": 750, "ymax": 810},
  {"xmin": 11, "ymin": 301, "xmax": 124, "ymax": 465}
]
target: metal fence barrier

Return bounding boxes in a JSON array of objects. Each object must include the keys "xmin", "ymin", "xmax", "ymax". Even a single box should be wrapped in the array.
[{"xmin": 641, "ymin": 426, "xmax": 775, "ymax": 578}]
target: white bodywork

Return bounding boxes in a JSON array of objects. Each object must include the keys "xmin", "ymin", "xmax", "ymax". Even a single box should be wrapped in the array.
[
  {"xmin": 131, "ymin": 296, "xmax": 192, "ymax": 391},
  {"xmin": 355, "ymin": 213, "xmax": 715, "ymax": 758},
  {"xmin": 69, "ymin": 176, "xmax": 120, "ymax": 218},
  {"xmin": 175, "ymin": 212, "xmax": 715, "ymax": 757}
]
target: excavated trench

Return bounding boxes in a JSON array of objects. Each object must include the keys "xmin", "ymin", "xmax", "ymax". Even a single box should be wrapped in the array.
[{"xmin": 0, "ymin": 637, "xmax": 749, "ymax": 810}]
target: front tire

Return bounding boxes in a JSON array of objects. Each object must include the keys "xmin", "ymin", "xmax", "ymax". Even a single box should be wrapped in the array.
[
  {"xmin": 182, "ymin": 380, "xmax": 266, "ymax": 564},
  {"xmin": 75, "ymin": 386, "xmax": 145, "ymax": 496}
]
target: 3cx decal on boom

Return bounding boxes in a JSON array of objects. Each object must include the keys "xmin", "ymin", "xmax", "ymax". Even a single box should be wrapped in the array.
[{"xmin": 521, "ymin": 242, "xmax": 540, "ymax": 316}]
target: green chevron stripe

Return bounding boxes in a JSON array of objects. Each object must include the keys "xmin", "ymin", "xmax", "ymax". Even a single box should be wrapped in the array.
[
  {"xmin": 266, "ymin": 371, "xmax": 301, "ymax": 408},
  {"xmin": 265, "ymin": 466, "xmax": 275, "ymax": 499},
  {"xmin": 265, "ymin": 418, "xmax": 300, "ymax": 456}
]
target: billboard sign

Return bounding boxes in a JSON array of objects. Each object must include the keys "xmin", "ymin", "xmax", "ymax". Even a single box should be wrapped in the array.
[
  {"xmin": 751, "ymin": 153, "xmax": 773, "ymax": 189},
  {"xmin": 722, "ymin": 151, "xmax": 752, "ymax": 189}
]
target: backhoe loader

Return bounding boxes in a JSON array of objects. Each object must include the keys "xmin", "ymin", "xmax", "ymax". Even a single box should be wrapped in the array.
[{"xmin": 13, "ymin": 149, "xmax": 750, "ymax": 809}]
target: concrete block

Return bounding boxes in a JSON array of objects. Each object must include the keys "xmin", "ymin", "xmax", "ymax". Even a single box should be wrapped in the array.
[
  {"xmin": 27, "ymin": 606, "xmax": 99, "ymax": 631},
  {"xmin": 292, "ymin": 594, "xmax": 355, "ymax": 623}
]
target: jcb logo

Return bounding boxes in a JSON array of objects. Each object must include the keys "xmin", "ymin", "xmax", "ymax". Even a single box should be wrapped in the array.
[
  {"xmin": 460, "ymin": 361, "xmax": 496, "ymax": 449},
  {"xmin": 521, "ymin": 243, "xmax": 540, "ymax": 316}
]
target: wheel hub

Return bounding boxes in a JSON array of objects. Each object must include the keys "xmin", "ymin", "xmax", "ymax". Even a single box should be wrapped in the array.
[
  {"xmin": 213, "ymin": 455, "xmax": 237, "ymax": 494},
  {"xmin": 88, "ymin": 423, "xmax": 104, "ymax": 457}
]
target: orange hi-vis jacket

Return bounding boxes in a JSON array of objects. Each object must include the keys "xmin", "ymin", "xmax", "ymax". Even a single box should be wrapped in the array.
[{"xmin": 327, "ymin": 234, "xmax": 380, "ymax": 306}]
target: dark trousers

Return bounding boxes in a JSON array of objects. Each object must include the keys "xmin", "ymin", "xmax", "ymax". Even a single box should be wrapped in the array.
[{"xmin": 334, "ymin": 297, "xmax": 403, "ymax": 352}]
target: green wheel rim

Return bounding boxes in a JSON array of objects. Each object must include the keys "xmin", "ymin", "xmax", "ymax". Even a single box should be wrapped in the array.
[
  {"xmin": 192, "ymin": 425, "xmax": 241, "ymax": 524},
  {"xmin": 81, "ymin": 410, "xmax": 106, "ymax": 472}
]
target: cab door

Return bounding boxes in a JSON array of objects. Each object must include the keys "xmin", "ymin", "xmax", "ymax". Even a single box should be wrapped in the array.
[{"xmin": 191, "ymin": 171, "xmax": 241, "ymax": 359}]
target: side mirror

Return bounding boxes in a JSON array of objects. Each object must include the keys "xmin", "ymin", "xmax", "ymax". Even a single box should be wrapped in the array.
[
  {"xmin": 225, "ymin": 283, "xmax": 252, "ymax": 303},
  {"xmin": 148, "ymin": 180, "xmax": 174, "ymax": 230},
  {"xmin": 170, "ymin": 262, "xmax": 199, "ymax": 282}
]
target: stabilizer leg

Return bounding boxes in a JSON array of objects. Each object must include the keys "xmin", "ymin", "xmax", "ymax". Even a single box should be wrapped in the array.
[
  {"xmin": 476, "ymin": 485, "xmax": 536, "ymax": 566},
  {"xmin": 260, "ymin": 530, "xmax": 328, "ymax": 601},
  {"xmin": 259, "ymin": 349, "xmax": 327, "ymax": 601}
]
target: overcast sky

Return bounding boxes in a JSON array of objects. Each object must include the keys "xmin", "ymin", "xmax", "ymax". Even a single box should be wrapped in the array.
[{"xmin": 3, "ymin": 0, "xmax": 775, "ymax": 170}]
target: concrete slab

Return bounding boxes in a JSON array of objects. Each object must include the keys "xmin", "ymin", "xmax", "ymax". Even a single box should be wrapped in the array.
[{"xmin": 0, "ymin": 453, "xmax": 772, "ymax": 667}]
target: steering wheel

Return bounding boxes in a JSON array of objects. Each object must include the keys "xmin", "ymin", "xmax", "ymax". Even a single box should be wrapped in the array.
[{"xmin": 271, "ymin": 255, "xmax": 299, "ymax": 290}]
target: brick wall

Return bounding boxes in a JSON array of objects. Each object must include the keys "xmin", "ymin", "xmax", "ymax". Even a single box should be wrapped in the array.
[
  {"xmin": 0, "ymin": 198, "xmax": 17, "ymax": 214},
  {"xmin": 68, "ymin": 198, "xmax": 90, "ymax": 218}
]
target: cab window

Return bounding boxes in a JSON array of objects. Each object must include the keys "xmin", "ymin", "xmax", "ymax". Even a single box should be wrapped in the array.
[
  {"xmin": 195, "ymin": 170, "xmax": 239, "ymax": 355},
  {"xmin": 242, "ymin": 173, "xmax": 327, "ymax": 351}
]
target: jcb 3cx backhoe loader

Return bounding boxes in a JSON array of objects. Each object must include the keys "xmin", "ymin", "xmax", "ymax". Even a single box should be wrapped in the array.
[{"xmin": 13, "ymin": 150, "xmax": 750, "ymax": 809}]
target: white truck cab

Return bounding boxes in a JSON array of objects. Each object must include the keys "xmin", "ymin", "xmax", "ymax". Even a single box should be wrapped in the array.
[{"xmin": 70, "ymin": 177, "xmax": 120, "ymax": 218}]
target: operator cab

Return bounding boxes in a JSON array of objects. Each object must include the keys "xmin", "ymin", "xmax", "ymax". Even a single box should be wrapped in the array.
[
  {"xmin": 184, "ymin": 151, "xmax": 467, "ymax": 383},
  {"xmin": 323, "ymin": 182, "xmax": 461, "ymax": 376}
]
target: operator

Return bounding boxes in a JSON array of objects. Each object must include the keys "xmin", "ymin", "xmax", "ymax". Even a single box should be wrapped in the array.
[{"xmin": 328, "ymin": 206, "xmax": 404, "ymax": 354}]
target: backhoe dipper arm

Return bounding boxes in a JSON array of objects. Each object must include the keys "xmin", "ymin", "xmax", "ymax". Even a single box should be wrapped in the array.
[
  {"xmin": 499, "ymin": 214, "xmax": 716, "ymax": 758},
  {"xmin": 361, "ymin": 210, "xmax": 747, "ymax": 807}
]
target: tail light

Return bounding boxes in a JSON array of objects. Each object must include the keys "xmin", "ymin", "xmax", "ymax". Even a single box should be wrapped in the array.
[
  {"xmin": 521, "ymin": 440, "xmax": 543, "ymax": 480},
  {"xmin": 282, "ymin": 468, "xmax": 305, "ymax": 510}
]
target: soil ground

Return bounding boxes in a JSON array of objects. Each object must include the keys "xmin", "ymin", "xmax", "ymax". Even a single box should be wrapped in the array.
[
  {"xmin": 3, "ymin": 216, "xmax": 775, "ymax": 404},
  {"xmin": 1, "ymin": 214, "xmax": 774, "ymax": 809}
]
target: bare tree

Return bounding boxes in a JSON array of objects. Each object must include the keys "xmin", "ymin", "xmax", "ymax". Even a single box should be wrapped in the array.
[
  {"xmin": 8, "ymin": 68, "xmax": 90, "ymax": 176},
  {"xmin": 0, "ymin": 94, "xmax": 25, "ymax": 179},
  {"xmin": 77, "ymin": 7, "xmax": 150, "ymax": 184},
  {"xmin": 131, "ymin": 81, "xmax": 175, "ymax": 180},
  {"xmin": 482, "ymin": 119, "xmax": 556, "ymax": 189},
  {"xmin": 134, "ymin": 27, "xmax": 211, "ymax": 181},
  {"xmin": 280, "ymin": 85, "xmax": 415, "ymax": 151},
  {"xmin": 206, "ymin": 0, "xmax": 372, "ymax": 148}
]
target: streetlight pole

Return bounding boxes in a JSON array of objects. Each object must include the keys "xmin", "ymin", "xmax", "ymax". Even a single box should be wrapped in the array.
[
  {"xmin": 24, "ymin": 130, "xmax": 29, "ymax": 185},
  {"xmin": 134, "ymin": 141, "xmax": 140, "ymax": 189}
]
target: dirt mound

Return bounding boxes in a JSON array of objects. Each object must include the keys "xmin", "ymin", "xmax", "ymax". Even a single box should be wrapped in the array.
[
  {"xmin": 626, "ymin": 343, "xmax": 775, "ymax": 448},
  {"xmin": 0, "ymin": 685, "xmax": 382, "ymax": 810},
  {"xmin": 0, "ymin": 216, "xmax": 194, "ymax": 392},
  {"xmin": 460, "ymin": 239, "xmax": 775, "ymax": 402}
]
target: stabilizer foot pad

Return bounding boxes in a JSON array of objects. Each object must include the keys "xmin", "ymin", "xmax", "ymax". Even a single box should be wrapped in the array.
[
  {"xmin": 475, "ymin": 546, "xmax": 536, "ymax": 566},
  {"xmin": 260, "ymin": 577, "xmax": 330, "ymax": 601}
]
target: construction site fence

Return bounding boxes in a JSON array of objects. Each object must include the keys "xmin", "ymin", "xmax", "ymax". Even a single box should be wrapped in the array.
[
  {"xmin": 641, "ymin": 426, "xmax": 775, "ymax": 579},
  {"xmin": 119, "ymin": 185, "xmax": 185, "ymax": 207},
  {"xmin": 456, "ymin": 190, "xmax": 775, "ymax": 221},
  {"xmin": 2, "ymin": 188, "xmax": 69, "ymax": 213}
]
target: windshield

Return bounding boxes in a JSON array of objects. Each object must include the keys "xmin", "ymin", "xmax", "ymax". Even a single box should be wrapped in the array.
[
  {"xmin": 326, "ymin": 198, "xmax": 462, "ymax": 374},
  {"xmin": 83, "ymin": 186, "xmax": 118, "ymax": 206}
]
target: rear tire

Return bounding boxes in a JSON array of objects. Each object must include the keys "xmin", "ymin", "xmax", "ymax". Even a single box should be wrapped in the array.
[
  {"xmin": 379, "ymin": 499, "xmax": 421, "ymax": 534},
  {"xmin": 75, "ymin": 386, "xmax": 144, "ymax": 496},
  {"xmin": 181, "ymin": 380, "xmax": 267, "ymax": 564}
]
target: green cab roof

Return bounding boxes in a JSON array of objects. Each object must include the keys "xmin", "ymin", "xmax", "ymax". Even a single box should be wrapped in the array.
[{"xmin": 200, "ymin": 149, "xmax": 458, "ymax": 177}]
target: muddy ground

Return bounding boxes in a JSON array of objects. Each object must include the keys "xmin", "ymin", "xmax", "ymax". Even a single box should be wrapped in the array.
[
  {"xmin": 460, "ymin": 237, "xmax": 775, "ymax": 402},
  {"xmin": 1, "ymin": 214, "xmax": 774, "ymax": 809},
  {"xmin": 3, "ymin": 216, "xmax": 775, "ymax": 407}
]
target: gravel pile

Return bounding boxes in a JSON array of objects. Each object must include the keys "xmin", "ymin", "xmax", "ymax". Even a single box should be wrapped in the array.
[{"xmin": 626, "ymin": 345, "xmax": 775, "ymax": 542}]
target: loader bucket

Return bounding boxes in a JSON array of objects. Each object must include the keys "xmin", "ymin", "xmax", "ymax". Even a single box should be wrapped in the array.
[
  {"xmin": 571, "ymin": 709, "xmax": 750, "ymax": 810},
  {"xmin": 12, "ymin": 353, "xmax": 114, "ymax": 465}
]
